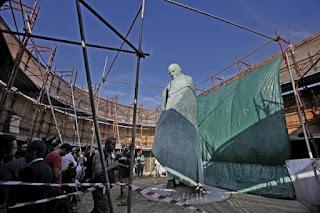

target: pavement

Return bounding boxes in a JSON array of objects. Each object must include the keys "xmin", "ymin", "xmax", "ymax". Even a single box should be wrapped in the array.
[{"xmin": 78, "ymin": 176, "xmax": 319, "ymax": 213}]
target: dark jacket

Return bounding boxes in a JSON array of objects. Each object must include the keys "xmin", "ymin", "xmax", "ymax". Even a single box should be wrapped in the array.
[{"xmin": 9, "ymin": 159, "xmax": 54, "ymax": 213}]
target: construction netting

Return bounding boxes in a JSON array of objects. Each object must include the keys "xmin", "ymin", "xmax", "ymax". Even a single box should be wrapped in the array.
[
  {"xmin": 198, "ymin": 58, "xmax": 295, "ymax": 198},
  {"xmin": 197, "ymin": 58, "xmax": 290, "ymax": 165}
]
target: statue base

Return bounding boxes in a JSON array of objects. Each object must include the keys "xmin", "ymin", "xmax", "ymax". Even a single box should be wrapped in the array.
[{"xmin": 140, "ymin": 183, "xmax": 230, "ymax": 205}]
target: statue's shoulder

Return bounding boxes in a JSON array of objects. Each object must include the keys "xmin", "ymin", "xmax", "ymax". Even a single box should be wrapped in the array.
[{"xmin": 180, "ymin": 74, "xmax": 193, "ymax": 83}]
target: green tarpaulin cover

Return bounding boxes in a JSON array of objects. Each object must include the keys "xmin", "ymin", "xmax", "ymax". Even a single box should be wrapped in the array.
[
  {"xmin": 197, "ymin": 58, "xmax": 295, "ymax": 198},
  {"xmin": 198, "ymin": 58, "xmax": 290, "ymax": 165}
]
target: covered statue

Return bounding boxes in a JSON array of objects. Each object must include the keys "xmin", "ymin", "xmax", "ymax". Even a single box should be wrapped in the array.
[{"xmin": 152, "ymin": 63, "xmax": 204, "ymax": 189}]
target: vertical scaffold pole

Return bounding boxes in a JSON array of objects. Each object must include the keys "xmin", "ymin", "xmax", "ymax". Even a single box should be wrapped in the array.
[
  {"xmin": 45, "ymin": 84, "xmax": 63, "ymax": 143},
  {"xmin": 288, "ymin": 44, "xmax": 319, "ymax": 158},
  {"xmin": 71, "ymin": 74, "xmax": 82, "ymax": 153},
  {"xmin": 127, "ymin": 0, "xmax": 146, "ymax": 212},
  {"xmin": 276, "ymin": 33, "xmax": 314, "ymax": 159},
  {"xmin": 90, "ymin": 56, "xmax": 108, "ymax": 148},
  {"xmin": 0, "ymin": 2, "xmax": 39, "ymax": 121},
  {"xmin": 284, "ymin": 52, "xmax": 313, "ymax": 159},
  {"xmin": 286, "ymin": 43, "xmax": 320, "ymax": 191},
  {"xmin": 75, "ymin": 1, "xmax": 114, "ymax": 213},
  {"xmin": 27, "ymin": 45, "xmax": 57, "ymax": 143}
]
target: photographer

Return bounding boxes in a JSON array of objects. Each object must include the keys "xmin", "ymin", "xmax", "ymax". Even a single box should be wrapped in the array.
[{"xmin": 91, "ymin": 137, "xmax": 118, "ymax": 213}]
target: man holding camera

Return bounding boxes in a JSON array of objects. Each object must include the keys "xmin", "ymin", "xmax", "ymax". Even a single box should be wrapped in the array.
[{"xmin": 91, "ymin": 137, "xmax": 119, "ymax": 213}]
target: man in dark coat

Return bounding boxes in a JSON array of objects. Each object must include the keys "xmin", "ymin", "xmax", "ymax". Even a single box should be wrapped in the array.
[{"xmin": 11, "ymin": 141, "xmax": 54, "ymax": 213}]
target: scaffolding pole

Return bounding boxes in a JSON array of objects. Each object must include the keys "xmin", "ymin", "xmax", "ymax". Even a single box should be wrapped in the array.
[
  {"xmin": 0, "ymin": 2, "xmax": 39, "ymax": 119},
  {"xmin": 27, "ymin": 45, "xmax": 57, "ymax": 142},
  {"xmin": 113, "ymin": 98, "xmax": 120, "ymax": 140},
  {"xmin": 75, "ymin": 1, "xmax": 114, "ymax": 213},
  {"xmin": 0, "ymin": 29, "xmax": 150, "ymax": 56},
  {"xmin": 45, "ymin": 83, "xmax": 63, "ymax": 143},
  {"xmin": 286, "ymin": 43, "xmax": 320, "ymax": 192},
  {"xmin": 288, "ymin": 44, "xmax": 319, "ymax": 158},
  {"xmin": 78, "ymin": 0, "xmax": 144, "ymax": 57},
  {"xmin": 71, "ymin": 74, "xmax": 82, "ymax": 153},
  {"xmin": 127, "ymin": 0, "xmax": 146, "ymax": 212},
  {"xmin": 90, "ymin": 56, "xmax": 108, "ymax": 148},
  {"xmin": 284, "ymin": 52, "xmax": 313, "ymax": 159},
  {"xmin": 139, "ymin": 105, "xmax": 144, "ymax": 148}
]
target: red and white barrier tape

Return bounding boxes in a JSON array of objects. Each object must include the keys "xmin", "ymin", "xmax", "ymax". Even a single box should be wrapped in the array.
[
  {"xmin": 3, "ymin": 181, "xmax": 207, "ymax": 211},
  {"xmin": 0, "ymin": 181, "xmax": 104, "ymax": 188},
  {"xmin": 131, "ymin": 185, "xmax": 207, "ymax": 213},
  {"xmin": 8, "ymin": 187, "xmax": 96, "ymax": 209}
]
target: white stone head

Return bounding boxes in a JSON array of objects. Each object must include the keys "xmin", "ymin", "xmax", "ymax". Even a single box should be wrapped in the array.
[{"xmin": 168, "ymin": 63, "xmax": 182, "ymax": 79}]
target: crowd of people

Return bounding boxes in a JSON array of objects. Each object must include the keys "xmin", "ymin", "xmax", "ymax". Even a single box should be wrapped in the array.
[{"xmin": 0, "ymin": 134, "xmax": 147, "ymax": 213}]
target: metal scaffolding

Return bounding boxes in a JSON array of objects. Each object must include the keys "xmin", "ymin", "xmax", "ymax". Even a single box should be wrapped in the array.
[
  {"xmin": 0, "ymin": 1, "xmax": 39, "ymax": 117},
  {"xmin": 0, "ymin": 0, "xmax": 319, "ymax": 211},
  {"xmin": 0, "ymin": 0, "xmax": 151, "ymax": 212}
]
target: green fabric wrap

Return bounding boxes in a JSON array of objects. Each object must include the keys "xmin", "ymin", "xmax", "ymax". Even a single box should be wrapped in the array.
[{"xmin": 197, "ymin": 58, "xmax": 290, "ymax": 165}]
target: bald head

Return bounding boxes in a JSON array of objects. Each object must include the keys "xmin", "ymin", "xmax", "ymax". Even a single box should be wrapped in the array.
[{"xmin": 168, "ymin": 63, "xmax": 182, "ymax": 79}]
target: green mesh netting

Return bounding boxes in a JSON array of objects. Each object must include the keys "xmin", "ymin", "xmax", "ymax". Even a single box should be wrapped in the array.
[{"xmin": 197, "ymin": 58, "xmax": 290, "ymax": 165}]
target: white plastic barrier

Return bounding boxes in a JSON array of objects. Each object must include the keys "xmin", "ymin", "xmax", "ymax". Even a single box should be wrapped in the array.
[{"xmin": 286, "ymin": 158, "xmax": 320, "ymax": 205}]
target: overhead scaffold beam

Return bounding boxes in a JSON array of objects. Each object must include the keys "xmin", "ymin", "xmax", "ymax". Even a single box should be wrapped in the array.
[
  {"xmin": 0, "ymin": 29, "xmax": 150, "ymax": 56},
  {"xmin": 78, "ymin": 0, "xmax": 145, "ymax": 58}
]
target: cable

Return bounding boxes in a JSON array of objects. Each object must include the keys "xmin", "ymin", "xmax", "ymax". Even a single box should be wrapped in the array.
[
  {"xmin": 196, "ymin": 39, "xmax": 274, "ymax": 86},
  {"xmin": 106, "ymin": 79, "xmax": 164, "ymax": 89},
  {"xmin": 102, "ymin": 5, "xmax": 142, "ymax": 84},
  {"xmin": 164, "ymin": 0, "xmax": 276, "ymax": 41}
]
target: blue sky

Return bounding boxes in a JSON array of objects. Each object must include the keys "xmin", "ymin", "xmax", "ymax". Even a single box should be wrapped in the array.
[{"xmin": 2, "ymin": 0, "xmax": 319, "ymax": 109}]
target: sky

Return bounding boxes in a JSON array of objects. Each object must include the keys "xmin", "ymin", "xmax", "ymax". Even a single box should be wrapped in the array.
[{"xmin": 1, "ymin": 0, "xmax": 320, "ymax": 109}]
